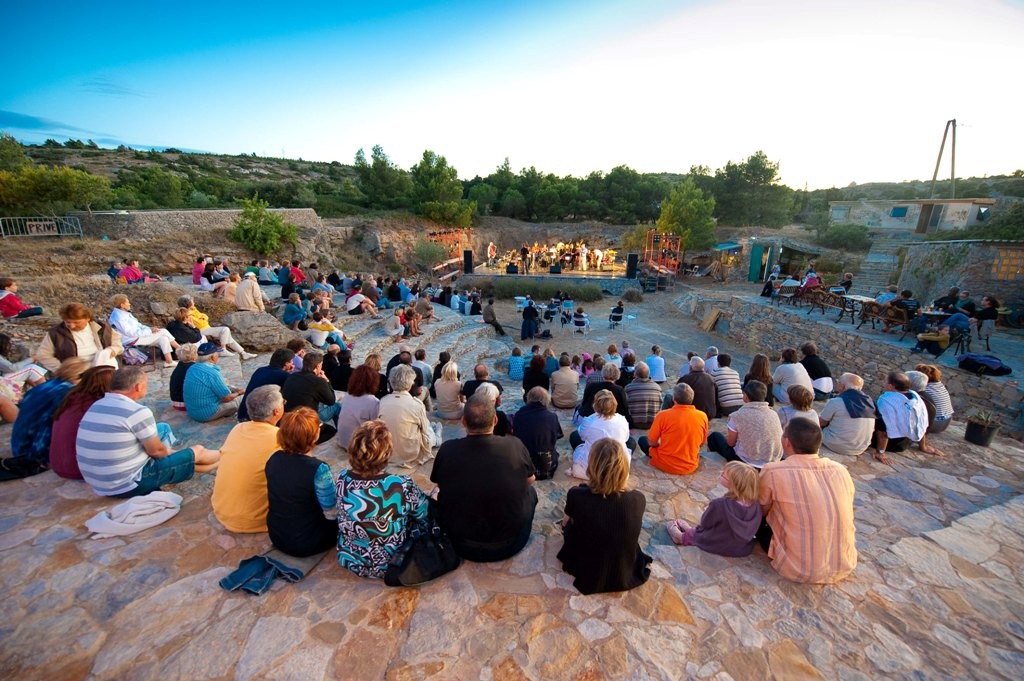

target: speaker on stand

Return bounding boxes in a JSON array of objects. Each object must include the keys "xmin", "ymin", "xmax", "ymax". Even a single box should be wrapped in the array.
[
  {"xmin": 463, "ymin": 250, "xmax": 473, "ymax": 274},
  {"xmin": 625, "ymin": 253, "xmax": 640, "ymax": 279}
]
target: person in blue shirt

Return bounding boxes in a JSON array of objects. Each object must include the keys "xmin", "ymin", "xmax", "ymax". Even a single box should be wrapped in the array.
[{"xmin": 184, "ymin": 343, "xmax": 244, "ymax": 422}]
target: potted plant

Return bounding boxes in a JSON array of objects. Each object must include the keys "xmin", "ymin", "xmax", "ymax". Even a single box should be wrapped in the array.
[{"xmin": 964, "ymin": 409, "xmax": 1001, "ymax": 447}]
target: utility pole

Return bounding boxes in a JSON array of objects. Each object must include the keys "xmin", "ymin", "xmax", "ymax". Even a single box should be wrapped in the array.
[{"xmin": 929, "ymin": 119, "xmax": 957, "ymax": 199}]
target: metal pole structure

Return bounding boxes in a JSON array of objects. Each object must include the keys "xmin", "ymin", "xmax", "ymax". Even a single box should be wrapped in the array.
[
  {"xmin": 950, "ymin": 118, "xmax": 957, "ymax": 199},
  {"xmin": 929, "ymin": 119, "xmax": 952, "ymax": 199}
]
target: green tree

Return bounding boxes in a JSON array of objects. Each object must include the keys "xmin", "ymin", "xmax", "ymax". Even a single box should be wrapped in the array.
[
  {"xmin": 711, "ymin": 151, "xmax": 794, "ymax": 227},
  {"xmin": 499, "ymin": 188, "xmax": 527, "ymax": 219},
  {"xmin": 468, "ymin": 182, "xmax": 498, "ymax": 215},
  {"xmin": 0, "ymin": 133, "xmax": 29, "ymax": 172},
  {"xmin": 228, "ymin": 195, "xmax": 298, "ymax": 256},
  {"xmin": 655, "ymin": 178, "xmax": 717, "ymax": 255},
  {"xmin": 0, "ymin": 165, "xmax": 111, "ymax": 215},
  {"xmin": 534, "ymin": 179, "xmax": 565, "ymax": 222},
  {"xmin": 411, "ymin": 150, "xmax": 475, "ymax": 227},
  {"xmin": 353, "ymin": 145, "xmax": 412, "ymax": 208},
  {"xmin": 488, "ymin": 158, "xmax": 515, "ymax": 194}
]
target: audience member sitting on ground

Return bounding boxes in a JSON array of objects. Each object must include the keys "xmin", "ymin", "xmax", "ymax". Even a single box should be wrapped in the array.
[
  {"xmin": 513, "ymin": 387, "xmax": 564, "ymax": 479},
  {"xmin": 758, "ymin": 419, "xmax": 858, "ymax": 584},
  {"xmin": 558, "ymin": 438, "xmax": 652, "ymax": 595},
  {"xmin": 282, "ymin": 350, "xmax": 339, "ymax": 442},
  {"xmin": 108, "ymin": 294, "xmax": 179, "ymax": 368},
  {"xmin": 799, "ymin": 341, "xmax": 834, "ymax": 400},
  {"xmin": 283, "ymin": 293, "xmax": 309, "ymax": 330},
  {"xmin": 362, "ymin": 353, "xmax": 390, "ymax": 400},
  {"xmin": 384, "ymin": 308, "xmax": 407, "ymax": 342},
  {"xmin": 336, "ymin": 420, "xmax": 431, "ymax": 579},
  {"xmin": 238, "ymin": 349, "xmax": 293, "ymax": 421},
  {"xmin": 198, "ymin": 262, "xmax": 227, "ymax": 295},
  {"xmin": 217, "ymin": 272, "xmax": 241, "ymax": 301},
  {"xmin": 871, "ymin": 371, "xmax": 941, "ymax": 465},
  {"xmin": 624, "ymin": 361, "xmax": 662, "ymax": 430},
  {"xmin": 265, "ymin": 407, "xmax": 338, "ymax": 557},
  {"xmin": 571, "ymin": 389, "xmax": 632, "ymax": 480},
  {"xmin": 772, "ymin": 348, "xmax": 813, "ymax": 405},
  {"xmin": 336, "ymin": 365, "xmax": 382, "ymax": 450},
  {"xmin": 166, "ymin": 307, "xmax": 203, "ymax": 346},
  {"xmin": 522, "ymin": 355, "xmax": 549, "ymax": 396},
  {"xmin": 666, "ymin": 460, "xmax": 762, "ymax": 556},
  {"xmin": 578, "ymin": 363, "xmax": 633, "ymax": 426},
  {"xmin": 2, "ymin": 358, "xmax": 89, "ymax": 479},
  {"xmin": 462, "ymin": 363, "xmax": 503, "ymax": 400},
  {"xmin": 257, "ymin": 260, "xmax": 278, "ymax": 285},
  {"xmin": 77, "ymin": 366, "xmax": 219, "ymax": 497},
  {"xmin": 433, "ymin": 361, "xmax": 465, "ymax": 420},
  {"xmin": 507, "ymin": 347, "xmax": 526, "ymax": 381},
  {"xmin": 380, "ymin": 364, "xmax": 440, "ymax": 466},
  {"xmin": 605, "ymin": 344, "xmax": 622, "ymax": 369},
  {"xmin": 118, "ymin": 259, "xmax": 162, "ymax": 283},
  {"xmin": 0, "ymin": 333, "xmax": 46, "ymax": 400},
  {"xmin": 679, "ymin": 356, "xmax": 717, "ymax": 421},
  {"xmin": 616, "ymin": 353, "xmax": 636, "ymax": 387},
  {"xmin": 49, "ymin": 365, "xmax": 115, "ymax": 480},
  {"xmin": 646, "ymin": 345, "xmax": 667, "ymax": 383},
  {"xmin": 818, "ymin": 373, "xmax": 875, "ymax": 457},
  {"xmin": 711, "ymin": 353, "xmax": 745, "ymax": 417},
  {"xmin": 306, "ymin": 312, "xmax": 346, "ymax": 349},
  {"xmin": 911, "ymin": 325, "xmax": 951, "ymax": 356},
  {"xmin": 549, "ymin": 354, "xmax": 581, "ymax": 410},
  {"xmin": 184, "ymin": 343, "xmax": 245, "ymax": 423},
  {"xmin": 430, "ymin": 395, "xmax": 538, "ymax": 562},
  {"xmin": 475, "ymin": 381, "xmax": 512, "ymax": 437},
  {"xmin": 0, "ymin": 277, "xmax": 43, "ymax": 318},
  {"xmin": 743, "ymin": 353, "xmax": 775, "ymax": 407},
  {"xmin": 777, "ymin": 385, "xmax": 817, "ymax": 429},
  {"xmin": 212, "ymin": 385, "xmax": 285, "ymax": 533},
  {"xmin": 906, "ymin": 371, "xmax": 939, "ymax": 442},
  {"xmin": 703, "ymin": 347, "xmax": 720, "ymax": 373},
  {"xmin": 35, "ymin": 303, "xmax": 122, "ymax": 374},
  {"xmin": 707, "ymin": 380, "xmax": 783, "ymax": 468},
  {"xmin": 916, "ymin": 364, "xmax": 953, "ymax": 434},
  {"xmin": 638, "ymin": 383, "xmax": 708, "ymax": 476},
  {"xmin": 345, "ymin": 285, "xmax": 382, "ymax": 318},
  {"xmin": 330, "ymin": 348, "xmax": 354, "ymax": 392},
  {"xmin": 235, "ymin": 271, "xmax": 268, "ymax": 312},
  {"xmin": 168, "ymin": 343, "xmax": 198, "ymax": 411}
]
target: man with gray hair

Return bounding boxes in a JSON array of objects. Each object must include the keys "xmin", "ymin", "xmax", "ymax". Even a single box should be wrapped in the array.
[
  {"xmin": 638, "ymin": 382, "xmax": 708, "ymax": 475},
  {"xmin": 549, "ymin": 354, "xmax": 580, "ymax": 409},
  {"xmin": 704, "ymin": 346, "xmax": 720, "ymax": 373},
  {"xmin": 680, "ymin": 356, "xmax": 716, "ymax": 420},
  {"xmin": 212, "ymin": 385, "xmax": 285, "ymax": 533},
  {"xmin": 819, "ymin": 373, "xmax": 876, "ymax": 457},
  {"xmin": 474, "ymin": 382, "xmax": 512, "ymax": 436},
  {"xmin": 77, "ymin": 366, "xmax": 220, "ymax": 497},
  {"xmin": 184, "ymin": 342, "xmax": 245, "ymax": 422},
  {"xmin": 624, "ymin": 361, "xmax": 662, "ymax": 429},
  {"xmin": 380, "ymin": 363, "xmax": 441, "ymax": 465},
  {"xmin": 513, "ymin": 387, "xmax": 564, "ymax": 479}
]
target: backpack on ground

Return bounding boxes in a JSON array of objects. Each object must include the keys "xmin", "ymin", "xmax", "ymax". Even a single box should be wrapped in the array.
[
  {"xmin": 122, "ymin": 346, "xmax": 150, "ymax": 365},
  {"xmin": 956, "ymin": 353, "xmax": 1012, "ymax": 376}
]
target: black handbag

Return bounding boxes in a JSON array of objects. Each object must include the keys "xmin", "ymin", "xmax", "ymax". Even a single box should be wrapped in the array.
[{"xmin": 384, "ymin": 500, "xmax": 462, "ymax": 587}]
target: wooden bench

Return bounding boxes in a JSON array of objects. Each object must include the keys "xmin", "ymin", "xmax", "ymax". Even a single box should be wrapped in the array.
[
  {"xmin": 438, "ymin": 270, "xmax": 459, "ymax": 283},
  {"xmin": 806, "ymin": 290, "xmax": 845, "ymax": 318},
  {"xmin": 773, "ymin": 284, "xmax": 800, "ymax": 306}
]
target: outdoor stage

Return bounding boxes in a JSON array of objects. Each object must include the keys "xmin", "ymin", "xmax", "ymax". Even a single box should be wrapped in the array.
[{"xmin": 460, "ymin": 262, "xmax": 644, "ymax": 296}]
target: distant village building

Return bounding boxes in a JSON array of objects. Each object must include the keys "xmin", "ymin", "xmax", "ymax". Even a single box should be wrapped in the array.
[{"xmin": 828, "ymin": 198, "xmax": 996, "ymax": 233}]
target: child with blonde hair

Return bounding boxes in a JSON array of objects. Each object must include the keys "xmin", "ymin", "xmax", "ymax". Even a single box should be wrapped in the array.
[{"xmin": 666, "ymin": 461, "xmax": 763, "ymax": 557}]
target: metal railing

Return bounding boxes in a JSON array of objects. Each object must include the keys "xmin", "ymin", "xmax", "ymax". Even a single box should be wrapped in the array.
[{"xmin": 0, "ymin": 216, "xmax": 83, "ymax": 239}]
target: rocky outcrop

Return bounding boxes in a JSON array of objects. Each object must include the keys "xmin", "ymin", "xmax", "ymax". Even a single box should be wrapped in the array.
[{"xmin": 220, "ymin": 311, "xmax": 303, "ymax": 351}]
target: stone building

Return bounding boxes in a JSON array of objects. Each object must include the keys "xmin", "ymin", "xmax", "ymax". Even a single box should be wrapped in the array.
[
  {"xmin": 899, "ymin": 240, "xmax": 1024, "ymax": 311},
  {"xmin": 829, "ymin": 198, "xmax": 996, "ymax": 233}
]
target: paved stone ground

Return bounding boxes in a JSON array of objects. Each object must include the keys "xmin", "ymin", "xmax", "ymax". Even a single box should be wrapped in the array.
[{"xmin": 2, "ymin": 288, "xmax": 1024, "ymax": 680}]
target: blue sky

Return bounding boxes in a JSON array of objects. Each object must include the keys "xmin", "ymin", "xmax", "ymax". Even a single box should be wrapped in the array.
[{"xmin": 2, "ymin": 0, "xmax": 1022, "ymax": 189}]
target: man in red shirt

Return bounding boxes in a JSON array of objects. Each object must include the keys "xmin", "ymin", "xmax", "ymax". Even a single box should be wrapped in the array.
[{"xmin": 637, "ymin": 383, "xmax": 708, "ymax": 475}]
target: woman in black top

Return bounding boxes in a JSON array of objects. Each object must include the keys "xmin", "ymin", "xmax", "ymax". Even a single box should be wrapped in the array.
[
  {"xmin": 558, "ymin": 438, "xmax": 651, "ymax": 594},
  {"xmin": 265, "ymin": 408, "xmax": 338, "ymax": 557},
  {"xmin": 165, "ymin": 307, "xmax": 203, "ymax": 346},
  {"xmin": 522, "ymin": 355, "xmax": 549, "ymax": 396}
]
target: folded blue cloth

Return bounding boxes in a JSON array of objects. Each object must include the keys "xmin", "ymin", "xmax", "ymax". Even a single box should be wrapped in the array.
[{"xmin": 219, "ymin": 548, "xmax": 327, "ymax": 595}]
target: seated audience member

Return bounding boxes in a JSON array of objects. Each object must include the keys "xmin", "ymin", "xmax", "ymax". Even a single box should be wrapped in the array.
[
  {"xmin": 212, "ymin": 385, "xmax": 285, "ymax": 533},
  {"xmin": 916, "ymin": 363, "xmax": 953, "ymax": 434},
  {"xmin": 430, "ymin": 395, "xmax": 538, "ymax": 562},
  {"xmin": 199, "ymin": 262, "xmax": 228, "ymax": 295},
  {"xmin": 799, "ymin": 341, "xmax": 834, "ymax": 400},
  {"xmin": 166, "ymin": 307, "xmax": 203, "ymax": 346},
  {"xmin": 36, "ymin": 301, "xmax": 121, "ymax": 368},
  {"xmin": 119, "ymin": 259, "xmax": 161, "ymax": 283},
  {"xmin": 571, "ymin": 390, "xmax": 632, "ymax": 480},
  {"xmin": 336, "ymin": 365, "xmax": 382, "ymax": 450},
  {"xmin": 177, "ymin": 295, "xmax": 256, "ymax": 359},
  {"xmin": 906, "ymin": 371, "xmax": 938, "ymax": 437},
  {"xmin": 620, "ymin": 340, "xmax": 635, "ymax": 359},
  {"xmin": 330, "ymin": 348, "xmax": 354, "ymax": 392},
  {"xmin": 839, "ymin": 272, "xmax": 854, "ymax": 292},
  {"xmin": 882, "ymin": 289, "xmax": 921, "ymax": 332},
  {"xmin": 932, "ymin": 286, "xmax": 960, "ymax": 313},
  {"xmin": 703, "ymin": 347, "xmax": 720, "ymax": 373},
  {"xmin": 910, "ymin": 325, "xmax": 951, "ymax": 356},
  {"xmin": 819, "ymin": 373, "xmax": 875, "ymax": 457},
  {"xmin": 624, "ymin": 361, "xmax": 662, "ymax": 429},
  {"xmin": 77, "ymin": 366, "xmax": 219, "ymax": 497},
  {"xmin": 513, "ymin": 387, "xmax": 564, "ymax": 479},
  {"xmin": 707, "ymin": 380, "xmax": 783, "ymax": 467},
  {"xmin": 0, "ymin": 277, "xmax": 43, "ymax": 318},
  {"xmin": 679, "ymin": 356, "xmax": 717, "ymax": 421},
  {"xmin": 238, "ymin": 349, "xmax": 294, "ymax": 421},
  {"xmin": 0, "ymin": 333, "xmax": 46, "ymax": 400},
  {"xmin": 616, "ymin": 353, "xmax": 636, "ymax": 387},
  {"xmin": 875, "ymin": 284, "xmax": 899, "ymax": 305},
  {"xmin": 282, "ymin": 350, "xmax": 339, "ymax": 440},
  {"xmin": 235, "ymin": 271, "xmax": 267, "ymax": 312},
  {"xmin": 168, "ymin": 343, "xmax": 199, "ymax": 411},
  {"xmin": 413, "ymin": 349, "xmax": 433, "ymax": 394},
  {"xmin": 192, "ymin": 256, "xmax": 208, "ymax": 285},
  {"xmin": 475, "ymin": 381, "xmax": 512, "ymax": 436},
  {"xmin": 522, "ymin": 355, "xmax": 549, "ymax": 396},
  {"xmin": 108, "ymin": 294, "xmax": 179, "ymax": 368},
  {"xmin": 3, "ymin": 358, "xmax": 89, "ymax": 477},
  {"xmin": 184, "ymin": 343, "xmax": 245, "ymax": 422},
  {"xmin": 336, "ymin": 420, "xmax": 431, "ymax": 578},
  {"xmin": 462, "ymin": 363, "xmax": 503, "ymax": 399},
  {"xmin": 758, "ymin": 419, "xmax": 857, "ymax": 584},
  {"xmin": 578, "ymin": 363, "xmax": 633, "ymax": 426},
  {"xmin": 549, "ymin": 355, "xmax": 581, "ymax": 409},
  {"xmin": 646, "ymin": 345, "xmax": 667, "ymax": 383},
  {"xmin": 380, "ymin": 364, "xmax": 439, "ymax": 466},
  {"xmin": 218, "ymin": 272, "xmax": 241, "ymax": 301},
  {"xmin": 416, "ymin": 292, "xmax": 438, "ymax": 324},
  {"xmin": 345, "ymin": 285, "xmax": 382, "ymax": 318},
  {"xmin": 871, "ymin": 371, "xmax": 940, "ymax": 465},
  {"xmin": 711, "ymin": 354, "xmax": 745, "ymax": 417},
  {"xmin": 49, "ymin": 366, "xmax": 115, "ymax": 480},
  {"xmin": 666, "ymin": 461, "xmax": 762, "ymax": 556},
  {"xmin": 507, "ymin": 347, "xmax": 526, "ymax": 381},
  {"xmin": 772, "ymin": 348, "xmax": 813, "ymax": 405},
  {"xmin": 434, "ymin": 361, "xmax": 465, "ymax": 420},
  {"xmin": 283, "ymin": 293, "xmax": 309, "ymax": 330},
  {"xmin": 608, "ymin": 301, "xmax": 625, "ymax": 329},
  {"xmin": 542, "ymin": 348, "xmax": 559, "ymax": 377},
  {"xmin": 954, "ymin": 289, "xmax": 977, "ymax": 317},
  {"xmin": 743, "ymin": 353, "xmax": 775, "ymax": 407},
  {"xmin": 638, "ymin": 383, "xmax": 708, "ymax": 475},
  {"xmin": 362, "ymin": 353, "xmax": 390, "ymax": 400},
  {"xmin": 257, "ymin": 260, "xmax": 278, "ymax": 285},
  {"xmin": 777, "ymin": 385, "xmax": 817, "ymax": 429},
  {"xmin": 322, "ymin": 344, "xmax": 342, "ymax": 379},
  {"xmin": 265, "ymin": 408, "xmax": 338, "ymax": 557},
  {"xmin": 605, "ymin": 344, "xmax": 623, "ymax": 369},
  {"xmin": 558, "ymin": 438, "xmax": 652, "ymax": 595},
  {"xmin": 306, "ymin": 312, "xmax": 346, "ymax": 349}
]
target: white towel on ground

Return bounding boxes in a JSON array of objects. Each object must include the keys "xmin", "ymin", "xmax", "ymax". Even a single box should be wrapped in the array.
[{"xmin": 85, "ymin": 491, "xmax": 184, "ymax": 538}]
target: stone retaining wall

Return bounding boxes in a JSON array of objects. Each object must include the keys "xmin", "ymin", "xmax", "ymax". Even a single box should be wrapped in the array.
[
  {"xmin": 73, "ymin": 208, "xmax": 322, "ymax": 240},
  {"xmin": 900, "ymin": 241, "xmax": 1024, "ymax": 311},
  {"xmin": 676, "ymin": 293, "xmax": 1024, "ymax": 433},
  {"xmin": 460, "ymin": 273, "xmax": 642, "ymax": 296}
]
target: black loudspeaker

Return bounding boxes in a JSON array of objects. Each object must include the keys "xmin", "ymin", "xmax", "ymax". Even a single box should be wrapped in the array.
[
  {"xmin": 625, "ymin": 253, "xmax": 639, "ymax": 279},
  {"xmin": 463, "ymin": 250, "xmax": 473, "ymax": 274},
  {"xmin": 506, "ymin": 264, "xmax": 518, "ymax": 274},
  {"xmin": 549, "ymin": 265, "xmax": 562, "ymax": 274}
]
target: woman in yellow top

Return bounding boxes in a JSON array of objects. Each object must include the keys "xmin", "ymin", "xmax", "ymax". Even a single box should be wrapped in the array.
[{"xmin": 176, "ymin": 294, "xmax": 257, "ymax": 360}]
